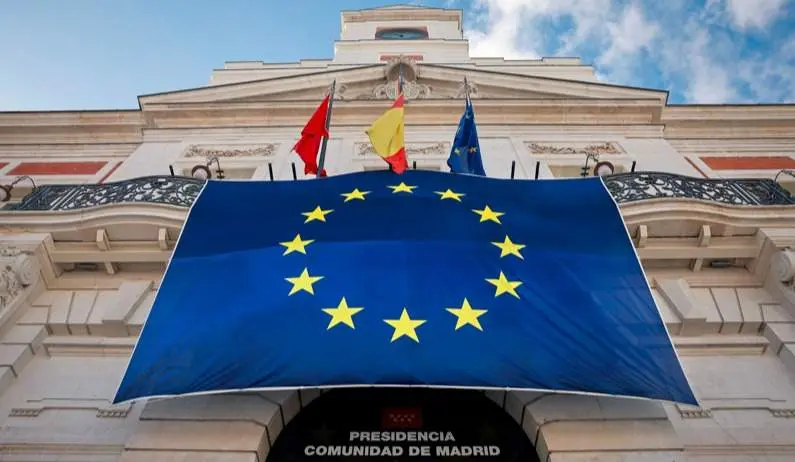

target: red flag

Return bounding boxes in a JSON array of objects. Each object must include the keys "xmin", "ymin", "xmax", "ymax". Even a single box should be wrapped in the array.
[
  {"xmin": 381, "ymin": 407, "xmax": 422, "ymax": 429},
  {"xmin": 293, "ymin": 95, "xmax": 330, "ymax": 176}
]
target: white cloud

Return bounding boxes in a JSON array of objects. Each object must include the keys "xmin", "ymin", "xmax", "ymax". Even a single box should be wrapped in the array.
[
  {"xmin": 462, "ymin": 0, "xmax": 794, "ymax": 103},
  {"xmin": 724, "ymin": 0, "xmax": 788, "ymax": 30}
]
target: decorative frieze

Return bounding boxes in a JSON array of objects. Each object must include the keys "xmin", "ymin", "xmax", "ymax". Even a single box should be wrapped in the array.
[
  {"xmin": 8, "ymin": 402, "xmax": 132, "ymax": 419},
  {"xmin": 8, "ymin": 407, "xmax": 41, "ymax": 418},
  {"xmin": 183, "ymin": 144, "xmax": 278, "ymax": 158},
  {"xmin": 771, "ymin": 409, "xmax": 795, "ymax": 418},
  {"xmin": 97, "ymin": 405, "xmax": 132, "ymax": 418},
  {"xmin": 526, "ymin": 142, "xmax": 622, "ymax": 155},
  {"xmin": 356, "ymin": 142, "xmax": 448, "ymax": 157},
  {"xmin": 677, "ymin": 406, "xmax": 712, "ymax": 419}
]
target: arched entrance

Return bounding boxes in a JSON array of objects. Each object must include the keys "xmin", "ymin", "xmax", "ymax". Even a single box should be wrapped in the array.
[{"xmin": 267, "ymin": 388, "xmax": 540, "ymax": 462}]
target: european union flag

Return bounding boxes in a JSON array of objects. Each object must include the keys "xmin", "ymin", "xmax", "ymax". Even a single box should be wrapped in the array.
[
  {"xmin": 447, "ymin": 97, "xmax": 486, "ymax": 176},
  {"xmin": 114, "ymin": 170, "xmax": 696, "ymax": 405}
]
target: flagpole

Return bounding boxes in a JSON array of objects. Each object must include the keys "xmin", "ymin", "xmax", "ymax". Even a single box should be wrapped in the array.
[
  {"xmin": 398, "ymin": 55, "xmax": 404, "ymax": 95},
  {"xmin": 464, "ymin": 76, "xmax": 470, "ymax": 103},
  {"xmin": 317, "ymin": 80, "xmax": 335, "ymax": 176}
]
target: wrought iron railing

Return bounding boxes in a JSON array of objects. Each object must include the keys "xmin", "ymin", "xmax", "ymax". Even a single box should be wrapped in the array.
[
  {"xmin": 603, "ymin": 172, "xmax": 795, "ymax": 206},
  {"xmin": 2, "ymin": 172, "xmax": 793, "ymax": 212}
]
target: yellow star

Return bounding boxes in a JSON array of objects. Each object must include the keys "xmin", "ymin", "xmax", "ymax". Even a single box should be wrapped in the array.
[
  {"xmin": 322, "ymin": 297, "xmax": 364, "ymax": 330},
  {"xmin": 384, "ymin": 308, "xmax": 427, "ymax": 343},
  {"xmin": 434, "ymin": 189, "xmax": 465, "ymax": 202},
  {"xmin": 341, "ymin": 188, "xmax": 370, "ymax": 202},
  {"xmin": 388, "ymin": 182, "xmax": 417, "ymax": 194},
  {"xmin": 285, "ymin": 268, "xmax": 324, "ymax": 295},
  {"xmin": 472, "ymin": 205, "xmax": 504, "ymax": 224},
  {"xmin": 485, "ymin": 271, "xmax": 522, "ymax": 298},
  {"xmin": 279, "ymin": 233, "xmax": 314, "ymax": 256},
  {"xmin": 491, "ymin": 235, "xmax": 525, "ymax": 259},
  {"xmin": 446, "ymin": 298, "xmax": 487, "ymax": 331},
  {"xmin": 302, "ymin": 206, "xmax": 333, "ymax": 223}
]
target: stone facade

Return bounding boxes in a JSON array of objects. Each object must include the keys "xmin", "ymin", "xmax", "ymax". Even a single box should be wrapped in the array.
[{"xmin": 0, "ymin": 4, "xmax": 794, "ymax": 462}]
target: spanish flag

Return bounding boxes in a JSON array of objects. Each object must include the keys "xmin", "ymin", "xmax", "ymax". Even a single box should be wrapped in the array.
[{"xmin": 365, "ymin": 94, "xmax": 408, "ymax": 174}]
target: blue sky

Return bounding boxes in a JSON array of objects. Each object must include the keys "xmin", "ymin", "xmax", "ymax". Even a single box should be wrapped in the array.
[{"xmin": 0, "ymin": 0, "xmax": 793, "ymax": 111}]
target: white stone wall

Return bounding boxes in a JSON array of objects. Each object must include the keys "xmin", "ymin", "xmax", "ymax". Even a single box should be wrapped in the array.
[{"xmin": 107, "ymin": 127, "xmax": 699, "ymax": 183}]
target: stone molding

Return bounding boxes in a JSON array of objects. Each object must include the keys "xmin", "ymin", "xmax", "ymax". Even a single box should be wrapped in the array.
[{"xmin": 182, "ymin": 143, "xmax": 278, "ymax": 158}]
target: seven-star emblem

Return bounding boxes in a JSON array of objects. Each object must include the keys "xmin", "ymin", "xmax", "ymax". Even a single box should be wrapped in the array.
[
  {"xmin": 285, "ymin": 268, "xmax": 324, "ymax": 296},
  {"xmin": 446, "ymin": 298, "xmax": 488, "ymax": 331},
  {"xmin": 384, "ymin": 308, "xmax": 427, "ymax": 343},
  {"xmin": 485, "ymin": 271, "xmax": 522, "ymax": 298},
  {"xmin": 302, "ymin": 206, "xmax": 334, "ymax": 223},
  {"xmin": 341, "ymin": 188, "xmax": 370, "ymax": 202},
  {"xmin": 435, "ymin": 189, "xmax": 465, "ymax": 202},
  {"xmin": 472, "ymin": 205, "xmax": 504, "ymax": 224},
  {"xmin": 388, "ymin": 182, "xmax": 417, "ymax": 194},
  {"xmin": 491, "ymin": 235, "xmax": 525, "ymax": 259},
  {"xmin": 322, "ymin": 297, "xmax": 364, "ymax": 330},
  {"xmin": 280, "ymin": 233, "xmax": 314, "ymax": 256}
]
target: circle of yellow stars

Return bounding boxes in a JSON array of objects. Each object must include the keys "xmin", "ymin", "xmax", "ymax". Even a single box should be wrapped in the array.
[{"xmin": 279, "ymin": 180, "xmax": 525, "ymax": 344}]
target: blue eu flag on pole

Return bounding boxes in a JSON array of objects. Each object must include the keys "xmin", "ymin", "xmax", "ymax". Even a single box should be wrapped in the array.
[
  {"xmin": 447, "ymin": 95, "xmax": 486, "ymax": 176},
  {"xmin": 114, "ymin": 170, "xmax": 696, "ymax": 405}
]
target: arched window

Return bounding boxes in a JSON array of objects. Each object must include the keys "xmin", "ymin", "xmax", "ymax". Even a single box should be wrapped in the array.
[{"xmin": 375, "ymin": 27, "xmax": 429, "ymax": 40}]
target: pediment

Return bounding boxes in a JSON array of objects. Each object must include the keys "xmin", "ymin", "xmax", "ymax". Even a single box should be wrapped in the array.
[{"xmin": 138, "ymin": 61, "xmax": 667, "ymax": 108}]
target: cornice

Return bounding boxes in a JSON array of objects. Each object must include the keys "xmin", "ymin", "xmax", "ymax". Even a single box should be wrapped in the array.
[
  {"xmin": 141, "ymin": 98, "xmax": 662, "ymax": 129},
  {"xmin": 138, "ymin": 65, "xmax": 384, "ymax": 106},
  {"xmin": 342, "ymin": 8, "xmax": 462, "ymax": 28},
  {"xmin": 421, "ymin": 64, "xmax": 668, "ymax": 105},
  {"xmin": 0, "ymin": 111, "xmax": 145, "ymax": 145},
  {"xmin": 663, "ymin": 105, "xmax": 795, "ymax": 122},
  {"xmin": 620, "ymin": 200, "xmax": 795, "ymax": 228}
]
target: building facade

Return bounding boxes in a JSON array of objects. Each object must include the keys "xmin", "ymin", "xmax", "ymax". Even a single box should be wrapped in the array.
[{"xmin": 1, "ymin": 4, "xmax": 795, "ymax": 461}]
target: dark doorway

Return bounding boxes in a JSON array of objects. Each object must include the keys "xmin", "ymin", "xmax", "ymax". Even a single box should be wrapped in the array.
[{"xmin": 267, "ymin": 388, "xmax": 540, "ymax": 462}]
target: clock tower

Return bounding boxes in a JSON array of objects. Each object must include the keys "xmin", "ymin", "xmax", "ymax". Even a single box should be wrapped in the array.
[{"xmin": 333, "ymin": 4, "xmax": 469, "ymax": 64}]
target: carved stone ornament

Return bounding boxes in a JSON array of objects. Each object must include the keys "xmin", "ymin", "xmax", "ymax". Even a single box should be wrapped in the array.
[
  {"xmin": 772, "ymin": 249, "xmax": 795, "ymax": 283},
  {"xmin": 453, "ymin": 81, "xmax": 479, "ymax": 99},
  {"xmin": 329, "ymin": 83, "xmax": 348, "ymax": 100},
  {"xmin": 367, "ymin": 80, "xmax": 432, "ymax": 100},
  {"xmin": 356, "ymin": 142, "xmax": 448, "ymax": 157},
  {"xmin": 526, "ymin": 142, "xmax": 622, "ymax": 155},
  {"xmin": 183, "ymin": 144, "xmax": 278, "ymax": 158},
  {"xmin": 0, "ymin": 247, "xmax": 39, "ymax": 311}
]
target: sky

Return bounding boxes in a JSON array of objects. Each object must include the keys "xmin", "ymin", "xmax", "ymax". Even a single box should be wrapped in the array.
[{"xmin": 0, "ymin": 0, "xmax": 793, "ymax": 111}]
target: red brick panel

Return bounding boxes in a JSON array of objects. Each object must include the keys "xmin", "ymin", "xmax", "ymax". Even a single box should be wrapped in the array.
[
  {"xmin": 701, "ymin": 156, "xmax": 795, "ymax": 170},
  {"xmin": 8, "ymin": 161, "xmax": 107, "ymax": 176}
]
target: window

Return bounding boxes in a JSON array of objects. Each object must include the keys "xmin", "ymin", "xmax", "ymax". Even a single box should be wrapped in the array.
[{"xmin": 375, "ymin": 27, "xmax": 428, "ymax": 40}]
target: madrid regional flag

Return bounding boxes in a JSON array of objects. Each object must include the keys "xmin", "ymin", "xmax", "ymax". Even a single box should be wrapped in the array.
[{"xmin": 114, "ymin": 170, "xmax": 696, "ymax": 406}]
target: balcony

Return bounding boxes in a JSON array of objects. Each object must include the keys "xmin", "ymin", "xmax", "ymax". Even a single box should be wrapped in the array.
[{"xmin": 2, "ymin": 172, "xmax": 794, "ymax": 212}]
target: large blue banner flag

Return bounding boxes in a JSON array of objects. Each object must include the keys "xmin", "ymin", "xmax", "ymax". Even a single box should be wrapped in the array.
[{"xmin": 114, "ymin": 170, "xmax": 696, "ymax": 405}]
